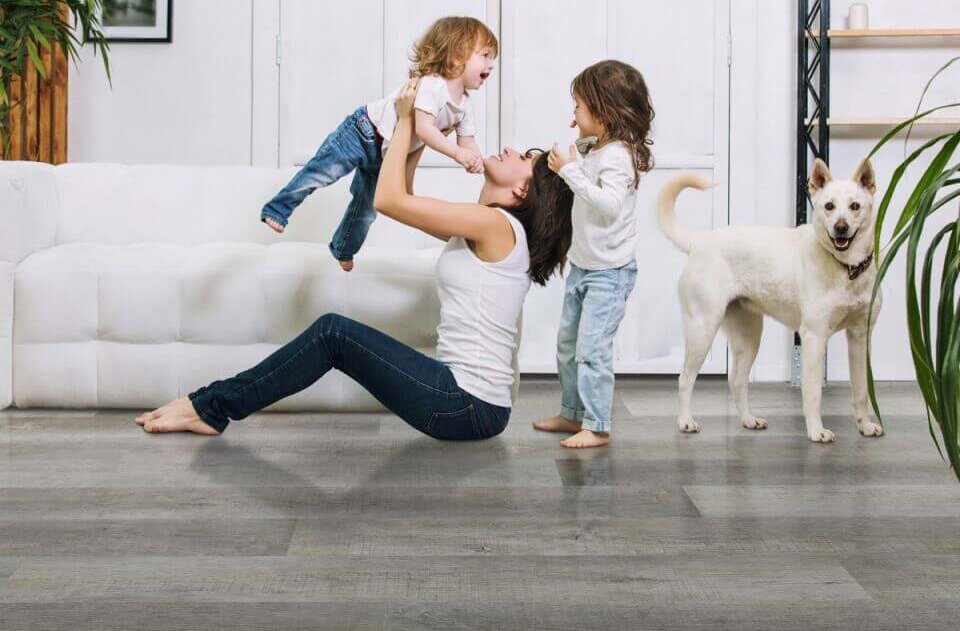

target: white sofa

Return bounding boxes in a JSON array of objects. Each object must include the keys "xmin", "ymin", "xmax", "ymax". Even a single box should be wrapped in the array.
[{"xmin": 0, "ymin": 162, "xmax": 443, "ymax": 411}]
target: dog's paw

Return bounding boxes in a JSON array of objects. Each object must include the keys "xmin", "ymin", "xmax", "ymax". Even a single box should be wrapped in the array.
[
  {"xmin": 677, "ymin": 418, "xmax": 701, "ymax": 434},
  {"xmin": 808, "ymin": 428, "xmax": 836, "ymax": 443},
  {"xmin": 857, "ymin": 420, "xmax": 885, "ymax": 437},
  {"xmin": 742, "ymin": 417, "xmax": 768, "ymax": 430}
]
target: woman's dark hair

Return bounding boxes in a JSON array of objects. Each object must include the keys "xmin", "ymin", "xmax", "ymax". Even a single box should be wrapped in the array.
[
  {"xmin": 571, "ymin": 59, "xmax": 655, "ymax": 184},
  {"xmin": 500, "ymin": 151, "xmax": 574, "ymax": 286}
]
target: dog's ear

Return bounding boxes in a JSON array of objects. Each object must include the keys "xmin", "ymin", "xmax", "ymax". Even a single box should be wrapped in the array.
[
  {"xmin": 808, "ymin": 158, "xmax": 832, "ymax": 196},
  {"xmin": 852, "ymin": 159, "xmax": 877, "ymax": 195}
]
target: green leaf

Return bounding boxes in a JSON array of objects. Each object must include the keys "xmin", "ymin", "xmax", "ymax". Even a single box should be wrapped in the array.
[
  {"xmin": 867, "ymin": 226, "xmax": 912, "ymax": 427},
  {"xmin": 0, "ymin": 0, "xmax": 112, "ymax": 96},
  {"xmin": 28, "ymin": 25, "xmax": 49, "ymax": 51},
  {"xmin": 24, "ymin": 37, "xmax": 46, "ymax": 79},
  {"xmin": 892, "ymin": 134, "xmax": 960, "ymax": 236},
  {"xmin": 873, "ymin": 133, "xmax": 954, "ymax": 257},
  {"xmin": 902, "ymin": 56, "xmax": 960, "ymax": 151},
  {"xmin": 921, "ymin": 223, "xmax": 953, "ymax": 377},
  {"xmin": 867, "ymin": 103, "xmax": 960, "ymax": 161}
]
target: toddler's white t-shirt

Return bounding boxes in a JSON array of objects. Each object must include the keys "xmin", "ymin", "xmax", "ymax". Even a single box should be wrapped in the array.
[{"xmin": 366, "ymin": 75, "xmax": 476, "ymax": 153}]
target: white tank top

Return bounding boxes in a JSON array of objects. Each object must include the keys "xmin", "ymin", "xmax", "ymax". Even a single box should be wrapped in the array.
[{"xmin": 435, "ymin": 208, "xmax": 531, "ymax": 407}]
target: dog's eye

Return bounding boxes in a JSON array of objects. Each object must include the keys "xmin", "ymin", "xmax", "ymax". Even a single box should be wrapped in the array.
[
  {"xmin": 824, "ymin": 202, "xmax": 835, "ymax": 211},
  {"xmin": 850, "ymin": 202, "xmax": 860, "ymax": 211}
]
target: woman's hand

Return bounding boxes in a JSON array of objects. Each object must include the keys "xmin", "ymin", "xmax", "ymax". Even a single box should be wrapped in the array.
[{"xmin": 395, "ymin": 78, "xmax": 420, "ymax": 120}]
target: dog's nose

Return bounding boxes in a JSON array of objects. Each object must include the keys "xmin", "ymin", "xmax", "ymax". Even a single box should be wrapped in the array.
[{"xmin": 834, "ymin": 220, "xmax": 849, "ymax": 235}]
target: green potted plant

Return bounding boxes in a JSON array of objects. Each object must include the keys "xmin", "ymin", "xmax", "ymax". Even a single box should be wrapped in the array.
[
  {"xmin": 0, "ymin": 0, "xmax": 112, "ymax": 154},
  {"xmin": 867, "ymin": 57, "xmax": 960, "ymax": 481}
]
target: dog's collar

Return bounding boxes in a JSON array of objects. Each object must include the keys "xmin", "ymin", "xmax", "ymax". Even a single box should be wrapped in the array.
[{"xmin": 845, "ymin": 251, "xmax": 874, "ymax": 281}]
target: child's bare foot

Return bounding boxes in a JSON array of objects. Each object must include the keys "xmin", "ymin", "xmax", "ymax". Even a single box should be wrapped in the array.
[
  {"xmin": 560, "ymin": 429, "xmax": 610, "ymax": 449},
  {"xmin": 134, "ymin": 397, "xmax": 220, "ymax": 435},
  {"xmin": 263, "ymin": 217, "xmax": 285, "ymax": 234},
  {"xmin": 532, "ymin": 415, "xmax": 582, "ymax": 433},
  {"xmin": 339, "ymin": 260, "xmax": 354, "ymax": 272}
]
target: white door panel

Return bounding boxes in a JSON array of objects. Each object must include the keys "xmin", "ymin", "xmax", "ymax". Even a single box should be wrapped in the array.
[
  {"xmin": 383, "ymin": 0, "xmax": 498, "ymax": 165},
  {"xmin": 609, "ymin": 0, "xmax": 717, "ymax": 158},
  {"xmin": 278, "ymin": 0, "xmax": 498, "ymax": 167},
  {"xmin": 499, "ymin": 0, "xmax": 608, "ymax": 152},
  {"xmin": 278, "ymin": 0, "xmax": 383, "ymax": 166},
  {"xmin": 503, "ymin": 0, "xmax": 730, "ymax": 374}
]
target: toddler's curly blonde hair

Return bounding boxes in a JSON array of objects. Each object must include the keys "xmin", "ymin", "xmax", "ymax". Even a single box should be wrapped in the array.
[{"xmin": 409, "ymin": 17, "xmax": 498, "ymax": 79}]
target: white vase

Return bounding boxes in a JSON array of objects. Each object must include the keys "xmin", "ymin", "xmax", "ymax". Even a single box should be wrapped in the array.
[{"xmin": 848, "ymin": 3, "xmax": 869, "ymax": 30}]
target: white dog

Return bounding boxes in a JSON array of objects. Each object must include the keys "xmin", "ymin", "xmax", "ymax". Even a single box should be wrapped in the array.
[{"xmin": 656, "ymin": 159, "xmax": 884, "ymax": 442}]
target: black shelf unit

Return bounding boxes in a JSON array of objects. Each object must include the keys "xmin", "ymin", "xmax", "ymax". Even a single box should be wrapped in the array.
[{"xmin": 793, "ymin": 0, "xmax": 831, "ymax": 385}]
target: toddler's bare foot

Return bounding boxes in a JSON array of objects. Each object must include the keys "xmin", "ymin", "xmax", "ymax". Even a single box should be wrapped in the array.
[
  {"xmin": 134, "ymin": 397, "xmax": 220, "ymax": 435},
  {"xmin": 560, "ymin": 429, "xmax": 610, "ymax": 449},
  {"xmin": 339, "ymin": 259, "xmax": 354, "ymax": 272},
  {"xmin": 263, "ymin": 217, "xmax": 285, "ymax": 234},
  {"xmin": 532, "ymin": 415, "xmax": 582, "ymax": 433}
]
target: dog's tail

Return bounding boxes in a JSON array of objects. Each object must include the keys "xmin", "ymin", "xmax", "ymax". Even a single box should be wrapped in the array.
[{"xmin": 655, "ymin": 173, "xmax": 711, "ymax": 254}]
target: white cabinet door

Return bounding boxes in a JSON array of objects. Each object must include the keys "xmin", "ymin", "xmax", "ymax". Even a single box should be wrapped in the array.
[
  {"xmin": 277, "ymin": 0, "xmax": 499, "ymax": 167},
  {"xmin": 503, "ymin": 0, "xmax": 730, "ymax": 373},
  {"xmin": 277, "ymin": 0, "xmax": 383, "ymax": 167},
  {"xmin": 382, "ymin": 0, "xmax": 499, "ymax": 165}
]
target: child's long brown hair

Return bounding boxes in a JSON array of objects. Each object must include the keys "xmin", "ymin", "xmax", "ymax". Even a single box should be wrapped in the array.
[
  {"xmin": 571, "ymin": 60, "xmax": 655, "ymax": 184},
  {"xmin": 409, "ymin": 17, "xmax": 499, "ymax": 79}
]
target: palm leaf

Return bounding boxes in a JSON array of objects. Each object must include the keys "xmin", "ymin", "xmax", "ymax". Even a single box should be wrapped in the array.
[
  {"xmin": 903, "ymin": 57, "xmax": 960, "ymax": 151},
  {"xmin": 867, "ymin": 69, "xmax": 960, "ymax": 479},
  {"xmin": 0, "ymin": 0, "xmax": 111, "ymax": 151}
]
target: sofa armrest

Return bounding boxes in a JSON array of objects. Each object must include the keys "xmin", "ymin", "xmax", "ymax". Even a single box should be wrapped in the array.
[
  {"xmin": 0, "ymin": 162, "xmax": 57, "ymax": 408},
  {"xmin": 0, "ymin": 262, "xmax": 12, "ymax": 408},
  {"xmin": 0, "ymin": 161, "xmax": 58, "ymax": 264}
]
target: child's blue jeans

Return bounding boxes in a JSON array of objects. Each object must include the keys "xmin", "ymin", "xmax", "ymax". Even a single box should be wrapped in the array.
[
  {"xmin": 260, "ymin": 106, "xmax": 383, "ymax": 262},
  {"xmin": 556, "ymin": 260, "xmax": 637, "ymax": 433}
]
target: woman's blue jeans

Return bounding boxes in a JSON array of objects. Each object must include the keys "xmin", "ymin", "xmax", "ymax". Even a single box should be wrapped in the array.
[{"xmin": 189, "ymin": 314, "xmax": 510, "ymax": 441}]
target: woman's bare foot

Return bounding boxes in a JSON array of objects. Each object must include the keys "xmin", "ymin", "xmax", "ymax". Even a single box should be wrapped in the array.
[
  {"xmin": 263, "ymin": 217, "xmax": 285, "ymax": 234},
  {"xmin": 339, "ymin": 259, "xmax": 354, "ymax": 272},
  {"xmin": 560, "ymin": 429, "xmax": 610, "ymax": 449},
  {"xmin": 134, "ymin": 397, "xmax": 220, "ymax": 435},
  {"xmin": 532, "ymin": 415, "xmax": 582, "ymax": 433}
]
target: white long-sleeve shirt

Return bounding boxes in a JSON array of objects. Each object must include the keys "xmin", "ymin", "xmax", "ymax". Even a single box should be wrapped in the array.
[{"xmin": 558, "ymin": 141, "xmax": 638, "ymax": 270}]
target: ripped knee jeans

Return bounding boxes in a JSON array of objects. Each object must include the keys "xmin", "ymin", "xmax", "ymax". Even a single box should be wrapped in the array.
[{"xmin": 556, "ymin": 260, "xmax": 637, "ymax": 433}]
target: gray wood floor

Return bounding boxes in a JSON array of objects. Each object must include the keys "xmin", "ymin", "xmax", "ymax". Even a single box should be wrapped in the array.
[{"xmin": 2, "ymin": 377, "xmax": 959, "ymax": 630}]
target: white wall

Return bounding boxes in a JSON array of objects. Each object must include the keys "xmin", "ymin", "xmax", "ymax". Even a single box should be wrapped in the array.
[
  {"xmin": 69, "ymin": 0, "xmax": 254, "ymax": 165},
  {"xmin": 67, "ymin": 0, "xmax": 960, "ymax": 381}
]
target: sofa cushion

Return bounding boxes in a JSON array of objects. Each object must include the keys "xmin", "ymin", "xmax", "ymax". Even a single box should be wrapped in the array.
[
  {"xmin": 52, "ymin": 164, "xmax": 439, "ymax": 251},
  {"xmin": 13, "ymin": 242, "xmax": 442, "ymax": 410}
]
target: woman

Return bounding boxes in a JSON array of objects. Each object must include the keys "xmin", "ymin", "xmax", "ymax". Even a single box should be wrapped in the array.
[{"xmin": 135, "ymin": 80, "xmax": 573, "ymax": 440}]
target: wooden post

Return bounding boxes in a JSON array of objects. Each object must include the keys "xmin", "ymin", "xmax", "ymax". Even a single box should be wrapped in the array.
[
  {"xmin": 38, "ymin": 46, "xmax": 53, "ymax": 164},
  {"xmin": 53, "ymin": 4, "xmax": 69, "ymax": 164},
  {"xmin": 5, "ymin": 74, "xmax": 23, "ymax": 161},
  {"xmin": 1, "ymin": 2, "xmax": 69, "ymax": 164},
  {"xmin": 23, "ymin": 56, "xmax": 39, "ymax": 161}
]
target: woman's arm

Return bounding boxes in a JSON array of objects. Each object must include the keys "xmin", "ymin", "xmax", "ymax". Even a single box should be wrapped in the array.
[
  {"xmin": 405, "ymin": 146, "xmax": 426, "ymax": 194},
  {"xmin": 374, "ymin": 80, "xmax": 513, "ymax": 257},
  {"xmin": 404, "ymin": 145, "xmax": 448, "ymax": 242}
]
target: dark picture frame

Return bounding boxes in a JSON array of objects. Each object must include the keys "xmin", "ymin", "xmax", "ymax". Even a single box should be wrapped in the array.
[{"xmin": 90, "ymin": 0, "xmax": 173, "ymax": 43}]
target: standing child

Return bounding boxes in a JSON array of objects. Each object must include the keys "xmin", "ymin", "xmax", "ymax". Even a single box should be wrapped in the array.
[
  {"xmin": 260, "ymin": 17, "xmax": 497, "ymax": 271},
  {"xmin": 534, "ymin": 60, "xmax": 655, "ymax": 448}
]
